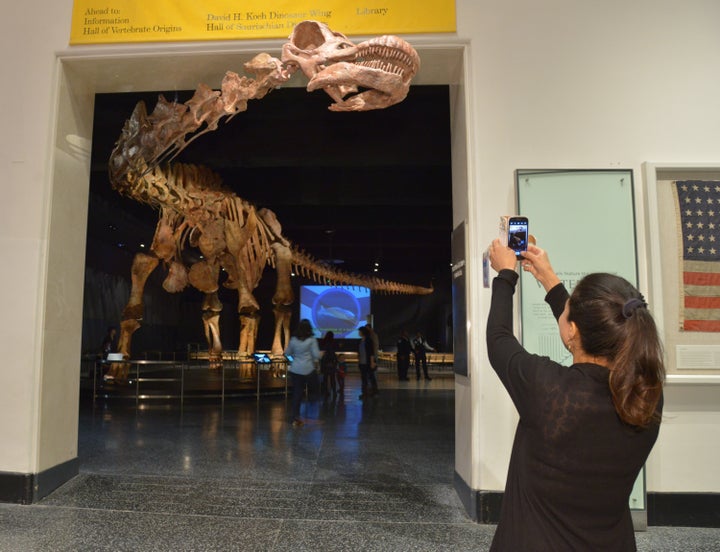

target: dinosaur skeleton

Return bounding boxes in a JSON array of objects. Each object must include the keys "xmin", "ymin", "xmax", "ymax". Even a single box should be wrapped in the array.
[{"xmin": 107, "ymin": 21, "xmax": 430, "ymax": 369}]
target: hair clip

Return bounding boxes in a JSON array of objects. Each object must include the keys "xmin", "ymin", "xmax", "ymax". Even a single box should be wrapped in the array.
[{"xmin": 622, "ymin": 297, "xmax": 647, "ymax": 318}]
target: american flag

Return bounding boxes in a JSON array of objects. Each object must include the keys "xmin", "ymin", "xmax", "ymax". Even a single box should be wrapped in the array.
[{"xmin": 675, "ymin": 181, "xmax": 720, "ymax": 332}]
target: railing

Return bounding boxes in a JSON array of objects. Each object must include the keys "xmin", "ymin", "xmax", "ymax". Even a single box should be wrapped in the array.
[
  {"xmin": 376, "ymin": 351, "xmax": 455, "ymax": 372},
  {"xmin": 91, "ymin": 358, "xmax": 289, "ymax": 405},
  {"xmin": 87, "ymin": 350, "xmax": 455, "ymax": 405}
]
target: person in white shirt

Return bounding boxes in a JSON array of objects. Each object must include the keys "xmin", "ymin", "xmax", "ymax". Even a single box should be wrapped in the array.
[{"xmin": 284, "ymin": 319, "xmax": 321, "ymax": 427}]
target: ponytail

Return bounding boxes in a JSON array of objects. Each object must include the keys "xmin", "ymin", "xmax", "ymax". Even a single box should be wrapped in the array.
[
  {"xmin": 568, "ymin": 273, "xmax": 665, "ymax": 428},
  {"xmin": 607, "ymin": 306, "xmax": 665, "ymax": 427}
]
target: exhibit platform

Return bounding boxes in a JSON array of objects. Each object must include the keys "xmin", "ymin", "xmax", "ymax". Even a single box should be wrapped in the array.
[{"xmin": 81, "ymin": 351, "xmax": 456, "ymax": 404}]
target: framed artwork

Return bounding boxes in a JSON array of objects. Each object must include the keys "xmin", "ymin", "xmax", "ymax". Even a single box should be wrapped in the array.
[{"xmin": 643, "ymin": 163, "xmax": 720, "ymax": 381}]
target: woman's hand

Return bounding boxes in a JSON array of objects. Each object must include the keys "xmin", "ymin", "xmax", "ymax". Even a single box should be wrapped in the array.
[
  {"xmin": 520, "ymin": 244, "xmax": 561, "ymax": 292},
  {"xmin": 488, "ymin": 238, "xmax": 518, "ymax": 273}
]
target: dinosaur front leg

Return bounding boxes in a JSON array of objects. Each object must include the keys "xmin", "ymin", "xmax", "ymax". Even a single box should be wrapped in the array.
[
  {"xmin": 232, "ymin": 258, "xmax": 260, "ymax": 357},
  {"xmin": 111, "ymin": 252, "xmax": 159, "ymax": 380},
  {"xmin": 188, "ymin": 259, "xmax": 223, "ymax": 367},
  {"xmin": 202, "ymin": 292, "xmax": 223, "ymax": 369},
  {"xmin": 239, "ymin": 311, "xmax": 260, "ymax": 356},
  {"xmin": 270, "ymin": 243, "xmax": 294, "ymax": 356}
]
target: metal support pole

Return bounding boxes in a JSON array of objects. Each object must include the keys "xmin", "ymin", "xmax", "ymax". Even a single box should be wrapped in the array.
[
  {"xmin": 135, "ymin": 361, "xmax": 140, "ymax": 406},
  {"xmin": 180, "ymin": 362, "xmax": 185, "ymax": 408},
  {"xmin": 256, "ymin": 361, "xmax": 260, "ymax": 400},
  {"xmin": 284, "ymin": 361, "xmax": 289, "ymax": 399},
  {"xmin": 221, "ymin": 361, "xmax": 226, "ymax": 408},
  {"xmin": 93, "ymin": 361, "xmax": 98, "ymax": 405}
]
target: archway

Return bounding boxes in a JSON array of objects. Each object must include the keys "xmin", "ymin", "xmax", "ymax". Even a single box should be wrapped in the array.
[{"xmin": 51, "ymin": 38, "xmax": 470, "ymax": 496}]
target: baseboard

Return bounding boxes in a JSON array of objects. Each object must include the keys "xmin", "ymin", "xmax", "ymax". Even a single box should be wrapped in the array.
[
  {"xmin": 453, "ymin": 474, "xmax": 720, "ymax": 528},
  {"xmin": 475, "ymin": 491, "xmax": 503, "ymax": 523},
  {"xmin": 647, "ymin": 492, "xmax": 720, "ymax": 528},
  {"xmin": 453, "ymin": 471, "xmax": 502, "ymax": 523},
  {"xmin": 0, "ymin": 472, "xmax": 33, "ymax": 504},
  {"xmin": 0, "ymin": 457, "xmax": 79, "ymax": 504}
]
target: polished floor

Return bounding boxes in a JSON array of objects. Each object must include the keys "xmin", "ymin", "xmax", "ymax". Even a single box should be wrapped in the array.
[{"xmin": 1, "ymin": 370, "xmax": 719, "ymax": 551}]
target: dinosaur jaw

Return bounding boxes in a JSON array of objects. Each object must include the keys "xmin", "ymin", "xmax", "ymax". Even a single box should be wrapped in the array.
[{"xmin": 307, "ymin": 36, "xmax": 420, "ymax": 112}]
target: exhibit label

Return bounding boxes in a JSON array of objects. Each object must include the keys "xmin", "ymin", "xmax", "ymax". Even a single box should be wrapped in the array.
[
  {"xmin": 516, "ymin": 170, "xmax": 638, "ymax": 365},
  {"xmin": 70, "ymin": 0, "xmax": 456, "ymax": 44}
]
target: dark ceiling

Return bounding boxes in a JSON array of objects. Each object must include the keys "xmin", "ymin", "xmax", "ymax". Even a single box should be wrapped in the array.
[{"xmin": 88, "ymin": 84, "xmax": 453, "ymax": 288}]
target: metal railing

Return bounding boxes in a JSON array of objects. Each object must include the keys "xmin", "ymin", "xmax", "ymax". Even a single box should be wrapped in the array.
[{"xmin": 91, "ymin": 358, "xmax": 289, "ymax": 405}]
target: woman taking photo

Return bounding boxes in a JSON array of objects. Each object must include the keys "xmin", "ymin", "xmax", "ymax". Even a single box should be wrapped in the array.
[{"xmin": 486, "ymin": 240, "xmax": 665, "ymax": 551}]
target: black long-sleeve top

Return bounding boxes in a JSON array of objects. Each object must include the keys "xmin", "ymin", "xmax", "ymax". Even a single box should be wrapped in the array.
[{"xmin": 486, "ymin": 270, "xmax": 662, "ymax": 552}]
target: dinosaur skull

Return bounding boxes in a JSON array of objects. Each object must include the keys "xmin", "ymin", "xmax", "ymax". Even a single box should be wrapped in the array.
[{"xmin": 282, "ymin": 20, "xmax": 420, "ymax": 111}]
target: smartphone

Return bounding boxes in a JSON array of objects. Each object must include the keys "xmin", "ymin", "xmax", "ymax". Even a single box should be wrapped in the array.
[{"xmin": 507, "ymin": 216, "xmax": 529, "ymax": 257}]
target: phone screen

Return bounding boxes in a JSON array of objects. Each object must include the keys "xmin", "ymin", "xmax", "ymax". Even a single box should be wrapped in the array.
[{"xmin": 508, "ymin": 217, "xmax": 529, "ymax": 257}]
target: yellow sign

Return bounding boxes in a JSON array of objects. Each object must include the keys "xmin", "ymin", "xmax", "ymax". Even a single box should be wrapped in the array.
[{"xmin": 70, "ymin": 0, "xmax": 456, "ymax": 44}]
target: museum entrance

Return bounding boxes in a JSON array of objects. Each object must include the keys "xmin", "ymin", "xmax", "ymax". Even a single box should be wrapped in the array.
[
  {"xmin": 82, "ymin": 84, "xmax": 454, "ymax": 390},
  {"xmin": 54, "ymin": 39, "xmax": 468, "ymax": 478}
]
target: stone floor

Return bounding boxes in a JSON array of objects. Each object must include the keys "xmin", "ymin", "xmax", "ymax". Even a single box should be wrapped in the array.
[{"xmin": 1, "ymin": 371, "xmax": 718, "ymax": 551}]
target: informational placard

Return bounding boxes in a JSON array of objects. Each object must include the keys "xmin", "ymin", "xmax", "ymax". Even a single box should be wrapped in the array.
[
  {"xmin": 516, "ymin": 169, "xmax": 647, "ymax": 519},
  {"xmin": 452, "ymin": 222, "xmax": 467, "ymax": 377},
  {"xmin": 70, "ymin": 0, "xmax": 456, "ymax": 44},
  {"xmin": 516, "ymin": 170, "xmax": 638, "ymax": 361}
]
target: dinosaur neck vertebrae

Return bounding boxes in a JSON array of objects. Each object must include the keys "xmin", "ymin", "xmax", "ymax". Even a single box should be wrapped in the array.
[{"xmin": 106, "ymin": 21, "xmax": 428, "ymax": 369}]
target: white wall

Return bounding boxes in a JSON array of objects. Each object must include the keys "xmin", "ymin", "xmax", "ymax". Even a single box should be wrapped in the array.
[
  {"xmin": 0, "ymin": 1, "xmax": 80, "ymax": 475},
  {"xmin": 1, "ymin": 0, "xmax": 718, "ymax": 499},
  {"xmin": 453, "ymin": 0, "xmax": 720, "ymax": 493}
]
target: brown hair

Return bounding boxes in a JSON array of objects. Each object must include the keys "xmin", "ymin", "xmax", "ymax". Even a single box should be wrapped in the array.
[
  {"xmin": 568, "ymin": 273, "xmax": 665, "ymax": 427},
  {"xmin": 294, "ymin": 319, "xmax": 314, "ymax": 340}
]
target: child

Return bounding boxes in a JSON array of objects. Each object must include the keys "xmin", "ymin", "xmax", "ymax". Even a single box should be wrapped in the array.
[{"xmin": 336, "ymin": 354, "xmax": 347, "ymax": 396}]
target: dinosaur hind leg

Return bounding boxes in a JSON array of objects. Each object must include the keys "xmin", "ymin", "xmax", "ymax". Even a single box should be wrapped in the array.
[
  {"xmin": 270, "ymin": 243, "xmax": 294, "ymax": 357},
  {"xmin": 270, "ymin": 305, "xmax": 292, "ymax": 357},
  {"xmin": 202, "ymin": 292, "xmax": 223, "ymax": 369}
]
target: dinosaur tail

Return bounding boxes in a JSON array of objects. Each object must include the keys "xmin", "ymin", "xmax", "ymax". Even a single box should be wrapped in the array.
[{"xmin": 289, "ymin": 247, "xmax": 433, "ymax": 295}]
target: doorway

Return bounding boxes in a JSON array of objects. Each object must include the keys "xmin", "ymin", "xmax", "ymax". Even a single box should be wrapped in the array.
[{"xmin": 52, "ymin": 37, "xmax": 470, "ymax": 496}]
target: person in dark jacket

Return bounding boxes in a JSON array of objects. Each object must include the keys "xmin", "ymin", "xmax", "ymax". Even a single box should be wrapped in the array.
[
  {"xmin": 486, "ymin": 239, "xmax": 665, "ymax": 551},
  {"xmin": 319, "ymin": 331, "xmax": 339, "ymax": 398},
  {"xmin": 412, "ymin": 331, "xmax": 435, "ymax": 381},
  {"xmin": 100, "ymin": 326, "xmax": 117, "ymax": 360},
  {"xmin": 396, "ymin": 330, "xmax": 412, "ymax": 381},
  {"xmin": 358, "ymin": 325, "xmax": 378, "ymax": 400}
]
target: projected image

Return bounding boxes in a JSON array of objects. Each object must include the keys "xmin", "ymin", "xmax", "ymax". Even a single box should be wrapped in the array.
[{"xmin": 300, "ymin": 285, "xmax": 371, "ymax": 338}]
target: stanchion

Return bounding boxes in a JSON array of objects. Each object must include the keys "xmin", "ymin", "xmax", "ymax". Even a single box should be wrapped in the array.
[
  {"xmin": 135, "ymin": 362, "xmax": 140, "ymax": 406},
  {"xmin": 284, "ymin": 361, "xmax": 289, "ymax": 399},
  {"xmin": 180, "ymin": 362, "xmax": 185, "ymax": 408},
  {"xmin": 256, "ymin": 359, "xmax": 260, "ymax": 400},
  {"xmin": 221, "ymin": 360, "xmax": 226, "ymax": 408},
  {"xmin": 93, "ymin": 360, "xmax": 99, "ymax": 405}
]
